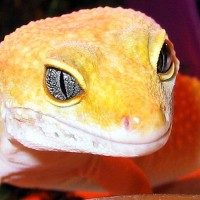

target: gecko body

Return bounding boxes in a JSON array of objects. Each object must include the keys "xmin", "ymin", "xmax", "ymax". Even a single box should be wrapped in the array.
[{"xmin": 0, "ymin": 7, "xmax": 200, "ymax": 195}]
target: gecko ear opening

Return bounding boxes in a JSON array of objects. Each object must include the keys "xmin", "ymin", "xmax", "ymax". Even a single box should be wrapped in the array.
[{"xmin": 43, "ymin": 59, "xmax": 86, "ymax": 107}]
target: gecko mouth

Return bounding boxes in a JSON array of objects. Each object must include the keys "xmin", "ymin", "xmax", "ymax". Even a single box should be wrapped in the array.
[{"xmin": 3, "ymin": 107, "xmax": 171, "ymax": 157}]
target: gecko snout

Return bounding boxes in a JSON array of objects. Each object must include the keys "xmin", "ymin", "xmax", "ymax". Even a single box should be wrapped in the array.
[{"xmin": 120, "ymin": 105, "xmax": 170, "ymax": 145}]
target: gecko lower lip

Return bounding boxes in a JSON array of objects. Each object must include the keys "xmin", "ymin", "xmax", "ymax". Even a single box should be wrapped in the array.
[
  {"xmin": 5, "ymin": 106, "xmax": 171, "ymax": 157},
  {"xmin": 138, "ymin": 125, "xmax": 171, "ymax": 145}
]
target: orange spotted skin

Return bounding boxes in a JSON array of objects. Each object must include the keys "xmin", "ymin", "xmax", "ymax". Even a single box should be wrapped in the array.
[{"xmin": 135, "ymin": 74, "xmax": 200, "ymax": 188}]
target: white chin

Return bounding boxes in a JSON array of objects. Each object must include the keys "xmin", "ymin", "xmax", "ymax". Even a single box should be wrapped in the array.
[{"xmin": 3, "ymin": 107, "xmax": 171, "ymax": 157}]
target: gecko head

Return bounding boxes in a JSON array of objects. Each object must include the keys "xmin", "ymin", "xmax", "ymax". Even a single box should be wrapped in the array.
[{"xmin": 0, "ymin": 7, "xmax": 179, "ymax": 157}]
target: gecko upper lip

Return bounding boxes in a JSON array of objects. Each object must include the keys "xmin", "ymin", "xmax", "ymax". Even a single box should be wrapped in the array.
[
  {"xmin": 12, "ymin": 108, "xmax": 171, "ymax": 144},
  {"xmin": 5, "ymin": 106, "xmax": 172, "ymax": 157}
]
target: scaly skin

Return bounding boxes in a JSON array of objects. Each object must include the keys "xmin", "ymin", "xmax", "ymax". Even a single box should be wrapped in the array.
[{"xmin": 0, "ymin": 7, "xmax": 199, "ymax": 196}]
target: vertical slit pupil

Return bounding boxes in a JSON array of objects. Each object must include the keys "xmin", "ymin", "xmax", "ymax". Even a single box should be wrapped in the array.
[
  {"xmin": 60, "ymin": 71, "xmax": 67, "ymax": 98},
  {"xmin": 157, "ymin": 42, "xmax": 172, "ymax": 74}
]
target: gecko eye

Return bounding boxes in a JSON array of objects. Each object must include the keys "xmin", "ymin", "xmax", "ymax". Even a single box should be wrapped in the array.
[
  {"xmin": 157, "ymin": 40, "xmax": 175, "ymax": 81},
  {"xmin": 44, "ymin": 64, "xmax": 85, "ymax": 106},
  {"xmin": 46, "ymin": 67, "xmax": 83, "ymax": 100}
]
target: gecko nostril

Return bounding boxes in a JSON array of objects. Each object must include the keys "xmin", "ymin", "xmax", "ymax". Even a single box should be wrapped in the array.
[
  {"xmin": 122, "ymin": 117, "xmax": 131, "ymax": 130},
  {"xmin": 122, "ymin": 116, "xmax": 141, "ymax": 131}
]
